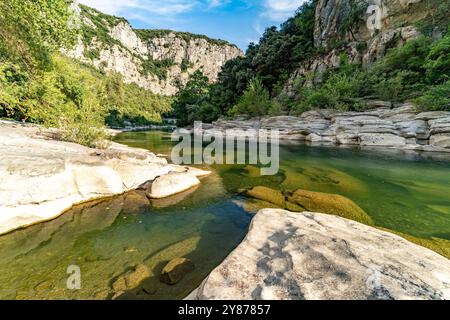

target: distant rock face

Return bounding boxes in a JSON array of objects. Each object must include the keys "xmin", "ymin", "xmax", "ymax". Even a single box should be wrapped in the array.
[
  {"xmin": 286, "ymin": 0, "xmax": 439, "ymax": 91},
  {"xmin": 64, "ymin": 5, "xmax": 243, "ymax": 96},
  {"xmin": 198, "ymin": 104, "xmax": 450, "ymax": 152},
  {"xmin": 190, "ymin": 209, "xmax": 450, "ymax": 300}
]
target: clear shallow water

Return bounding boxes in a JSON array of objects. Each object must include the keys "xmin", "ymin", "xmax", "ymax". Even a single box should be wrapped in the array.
[{"xmin": 0, "ymin": 131, "xmax": 449, "ymax": 300}]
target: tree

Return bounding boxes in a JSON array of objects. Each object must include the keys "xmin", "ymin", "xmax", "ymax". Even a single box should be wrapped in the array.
[
  {"xmin": 0, "ymin": 0, "xmax": 78, "ymax": 69},
  {"xmin": 172, "ymin": 71, "xmax": 213, "ymax": 126},
  {"xmin": 229, "ymin": 78, "xmax": 272, "ymax": 117}
]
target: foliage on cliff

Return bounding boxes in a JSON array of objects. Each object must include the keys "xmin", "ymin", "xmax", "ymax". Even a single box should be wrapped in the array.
[
  {"xmin": 175, "ymin": 0, "xmax": 449, "ymax": 124},
  {"xmin": 0, "ymin": 0, "xmax": 172, "ymax": 147}
]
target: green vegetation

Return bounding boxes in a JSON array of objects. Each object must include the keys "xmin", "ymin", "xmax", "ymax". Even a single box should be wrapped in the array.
[
  {"xmin": 228, "ymin": 78, "xmax": 273, "ymax": 117},
  {"xmin": 172, "ymin": 71, "xmax": 216, "ymax": 127},
  {"xmin": 79, "ymin": 4, "xmax": 126, "ymax": 49},
  {"xmin": 1, "ymin": 0, "xmax": 172, "ymax": 147},
  {"xmin": 173, "ymin": 0, "xmax": 449, "ymax": 124},
  {"xmin": 141, "ymin": 57, "xmax": 175, "ymax": 80}
]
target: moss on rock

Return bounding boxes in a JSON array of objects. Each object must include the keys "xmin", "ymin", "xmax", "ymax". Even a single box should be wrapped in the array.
[
  {"xmin": 287, "ymin": 189, "xmax": 374, "ymax": 226},
  {"xmin": 244, "ymin": 186, "xmax": 373, "ymax": 226}
]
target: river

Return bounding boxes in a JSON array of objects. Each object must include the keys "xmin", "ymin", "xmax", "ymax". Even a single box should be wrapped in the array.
[{"xmin": 0, "ymin": 131, "xmax": 449, "ymax": 300}]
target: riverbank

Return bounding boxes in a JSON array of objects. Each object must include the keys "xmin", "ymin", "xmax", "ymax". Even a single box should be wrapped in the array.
[
  {"xmin": 0, "ymin": 121, "xmax": 208, "ymax": 235},
  {"xmin": 194, "ymin": 103, "xmax": 450, "ymax": 153}
]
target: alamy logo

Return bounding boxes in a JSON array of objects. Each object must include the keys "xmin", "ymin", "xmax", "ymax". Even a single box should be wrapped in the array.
[
  {"xmin": 171, "ymin": 122, "xmax": 280, "ymax": 175},
  {"xmin": 67, "ymin": 265, "xmax": 81, "ymax": 290}
]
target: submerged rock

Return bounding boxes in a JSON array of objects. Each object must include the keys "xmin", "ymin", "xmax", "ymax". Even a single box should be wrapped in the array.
[
  {"xmin": 160, "ymin": 258, "xmax": 195, "ymax": 285},
  {"xmin": 287, "ymin": 189, "xmax": 374, "ymax": 226},
  {"xmin": 190, "ymin": 209, "xmax": 450, "ymax": 300},
  {"xmin": 244, "ymin": 186, "xmax": 373, "ymax": 225},
  {"xmin": 112, "ymin": 264, "xmax": 151, "ymax": 298}
]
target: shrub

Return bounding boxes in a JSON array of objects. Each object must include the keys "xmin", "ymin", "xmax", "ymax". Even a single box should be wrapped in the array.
[
  {"xmin": 425, "ymin": 34, "xmax": 450, "ymax": 84},
  {"xmin": 228, "ymin": 78, "xmax": 272, "ymax": 117},
  {"xmin": 414, "ymin": 81, "xmax": 450, "ymax": 111}
]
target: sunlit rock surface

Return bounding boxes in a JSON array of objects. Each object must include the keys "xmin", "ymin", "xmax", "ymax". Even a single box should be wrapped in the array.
[
  {"xmin": 190, "ymin": 209, "xmax": 450, "ymax": 300},
  {"xmin": 198, "ymin": 105, "xmax": 450, "ymax": 152},
  {"xmin": 0, "ymin": 122, "xmax": 204, "ymax": 235}
]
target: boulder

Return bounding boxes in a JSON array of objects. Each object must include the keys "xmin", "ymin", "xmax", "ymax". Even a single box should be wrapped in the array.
[
  {"xmin": 430, "ymin": 134, "xmax": 450, "ymax": 149},
  {"xmin": 190, "ymin": 209, "xmax": 450, "ymax": 300},
  {"xmin": 245, "ymin": 187, "xmax": 286, "ymax": 209},
  {"xmin": 146, "ymin": 172, "xmax": 201, "ymax": 199},
  {"xmin": 287, "ymin": 189, "xmax": 373, "ymax": 226},
  {"xmin": 112, "ymin": 264, "xmax": 151, "ymax": 298},
  {"xmin": 244, "ymin": 187, "xmax": 373, "ymax": 226},
  {"xmin": 160, "ymin": 258, "xmax": 195, "ymax": 285}
]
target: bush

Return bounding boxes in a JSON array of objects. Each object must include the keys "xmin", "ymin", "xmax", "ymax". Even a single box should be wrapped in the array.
[
  {"xmin": 414, "ymin": 81, "xmax": 450, "ymax": 111},
  {"xmin": 228, "ymin": 78, "xmax": 272, "ymax": 117},
  {"xmin": 425, "ymin": 34, "xmax": 450, "ymax": 84},
  {"xmin": 294, "ymin": 62, "xmax": 367, "ymax": 113}
]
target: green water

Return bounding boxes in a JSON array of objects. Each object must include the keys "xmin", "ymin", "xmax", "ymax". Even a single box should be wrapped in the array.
[{"xmin": 0, "ymin": 131, "xmax": 449, "ymax": 300}]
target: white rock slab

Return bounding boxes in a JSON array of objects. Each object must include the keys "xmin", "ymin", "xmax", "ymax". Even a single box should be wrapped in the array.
[{"xmin": 191, "ymin": 209, "xmax": 450, "ymax": 300}]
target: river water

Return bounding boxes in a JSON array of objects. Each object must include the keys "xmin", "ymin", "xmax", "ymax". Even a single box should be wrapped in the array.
[{"xmin": 0, "ymin": 131, "xmax": 449, "ymax": 299}]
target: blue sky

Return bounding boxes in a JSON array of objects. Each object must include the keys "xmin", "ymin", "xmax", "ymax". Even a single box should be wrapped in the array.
[{"xmin": 78, "ymin": 0, "xmax": 307, "ymax": 51}]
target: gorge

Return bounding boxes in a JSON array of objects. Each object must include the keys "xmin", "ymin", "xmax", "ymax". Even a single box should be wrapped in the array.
[{"xmin": 0, "ymin": 0, "xmax": 449, "ymax": 301}]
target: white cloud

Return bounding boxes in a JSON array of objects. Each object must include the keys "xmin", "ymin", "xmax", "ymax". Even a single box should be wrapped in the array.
[
  {"xmin": 208, "ymin": 0, "xmax": 225, "ymax": 8},
  {"xmin": 78, "ymin": 0, "xmax": 197, "ymax": 17},
  {"xmin": 262, "ymin": 0, "xmax": 306, "ymax": 22}
]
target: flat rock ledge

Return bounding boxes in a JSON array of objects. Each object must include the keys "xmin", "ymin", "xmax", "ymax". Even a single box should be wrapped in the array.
[
  {"xmin": 0, "ymin": 122, "xmax": 207, "ymax": 235},
  {"xmin": 195, "ymin": 104, "xmax": 450, "ymax": 152},
  {"xmin": 188, "ymin": 209, "xmax": 450, "ymax": 300}
]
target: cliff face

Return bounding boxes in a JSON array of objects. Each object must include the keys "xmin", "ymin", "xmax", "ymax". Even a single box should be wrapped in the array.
[
  {"xmin": 286, "ymin": 0, "xmax": 446, "ymax": 92},
  {"xmin": 64, "ymin": 3, "xmax": 243, "ymax": 96}
]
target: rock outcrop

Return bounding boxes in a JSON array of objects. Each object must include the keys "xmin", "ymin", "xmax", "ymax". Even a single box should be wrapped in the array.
[
  {"xmin": 189, "ymin": 209, "xmax": 450, "ymax": 300},
  {"xmin": 198, "ymin": 104, "xmax": 450, "ymax": 152},
  {"xmin": 0, "ymin": 121, "xmax": 207, "ymax": 235},
  {"xmin": 285, "ymin": 0, "xmax": 445, "ymax": 92},
  {"xmin": 64, "ymin": 3, "xmax": 243, "ymax": 96}
]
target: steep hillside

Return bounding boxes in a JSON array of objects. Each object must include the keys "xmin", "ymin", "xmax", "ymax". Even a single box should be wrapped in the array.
[
  {"xmin": 286, "ymin": 0, "xmax": 449, "ymax": 90},
  {"xmin": 174, "ymin": 0, "xmax": 448, "ymax": 124},
  {"xmin": 64, "ymin": 3, "xmax": 243, "ymax": 96}
]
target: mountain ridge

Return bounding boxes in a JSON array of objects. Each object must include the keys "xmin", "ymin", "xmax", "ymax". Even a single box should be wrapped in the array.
[{"xmin": 65, "ymin": 2, "xmax": 243, "ymax": 96}]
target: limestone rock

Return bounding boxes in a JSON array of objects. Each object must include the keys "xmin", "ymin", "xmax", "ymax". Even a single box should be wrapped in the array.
[
  {"xmin": 64, "ymin": 4, "xmax": 243, "ymax": 96},
  {"xmin": 430, "ymin": 134, "xmax": 450, "ymax": 149},
  {"xmin": 0, "ymin": 123, "xmax": 174, "ymax": 235},
  {"xmin": 287, "ymin": 189, "xmax": 373, "ymax": 226},
  {"xmin": 244, "ymin": 186, "xmax": 373, "ymax": 226},
  {"xmin": 198, "ymin": 104, "xmax": 450, "ymax": 153},
  {"xmin": 147, "ymin": 172, "xmax": 201, "ymax": 199},
  {"xmin": 160, "ymin": 258, "xmax": 195, "ymax": 285},
  {"xmin": 191, "ymin": 209, "xmax": 450, "ymax": 300}
]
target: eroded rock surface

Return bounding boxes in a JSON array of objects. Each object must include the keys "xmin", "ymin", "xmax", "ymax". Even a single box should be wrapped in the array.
[
  {"xmin": 64, "ymin": 5, "xmax": 243, "ymax": 96},
  {"xmin": 0, "ymin": 122, "xmax": 204, "ymax": 235},
  {"xmin": 198, "ymin": 105, "xmax": 450, "ymax": 152},
  {"xmin": 190, "ymin": 209, "xmax": 450, "ymax": 300}
]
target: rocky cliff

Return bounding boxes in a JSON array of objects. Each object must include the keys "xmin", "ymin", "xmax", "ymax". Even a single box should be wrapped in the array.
[
  {"xmin": 64, "ymin": 3, "xmax": 243, "ymax": 96},
  {"xmin": 286, "ymin": 0, "xmax": 447, "ymax": 91}
]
